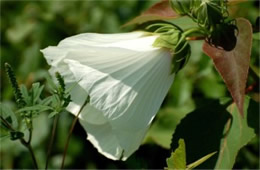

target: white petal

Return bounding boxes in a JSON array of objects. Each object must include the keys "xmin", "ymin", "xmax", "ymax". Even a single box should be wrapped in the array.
[
  {"xmin": 65, "ymin": 48, "xmax": 173, "ymax": 160},
  {"xmin": 41, "ymin": 32, "xmax": 174, "ymax": 160},
  {"xmin": 58, "ymin": 31, "xmax": 159, "ymax": 52},
  {"xmin": 66, "ymin": 83, "xmax": 88, "ymax": 114}
]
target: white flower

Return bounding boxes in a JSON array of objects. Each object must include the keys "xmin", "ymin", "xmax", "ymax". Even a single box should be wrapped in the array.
[{"xmin": 41, "ymin": 31, "xmax": 174, "ymax": 160}]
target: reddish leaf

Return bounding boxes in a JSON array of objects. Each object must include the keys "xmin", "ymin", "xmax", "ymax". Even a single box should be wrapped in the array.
[
  {"xmin": 228, "ymin": 0, "xmax": 248, "ymax": 5},
  {"xmin": 123, "ymin": 0, "xmax": 178, "ymax": 27},
  {"xmin": 203, "ymin": 18, "xmax": 252, "ymax": 116}
]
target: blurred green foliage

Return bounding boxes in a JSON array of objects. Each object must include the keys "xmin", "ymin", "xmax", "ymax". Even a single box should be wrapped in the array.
[{"xmin": 0, "ymin": 0, "xmax": 259, "ymax": 169}]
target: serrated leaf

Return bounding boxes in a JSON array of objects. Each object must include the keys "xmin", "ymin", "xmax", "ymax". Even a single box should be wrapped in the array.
[
  {"xmin": 123, "ymin": 0, "xmax": 178, "ymax": 27},
  {"xmin": 187, "ymin": 152, "xmax": 217, "ymax": 169},
  {"xmin": 170, "ymin": 97, "xmax": 256, "ymax": 169},
  {"xmin": 203, "ymin": 18, "xmax": 252, "ymax": 116},
  {"xmin": 167, "ymin": 139, "xmax": 186, "ymax": 169},
  {"xmin": 215, "ymin": 97, "xmax": 257, "ymax": 169}
]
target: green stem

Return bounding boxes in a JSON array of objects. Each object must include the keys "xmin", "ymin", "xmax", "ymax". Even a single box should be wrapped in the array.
[
  {"xmin": 28, "ymin": 116, "xmax": 33, "ymax": 144},
  {"xmin": 45, "ymin": 115, "xmax": 59, "ymax": 170},
  {"xmin": 60, "ymin": 99, "xmax": 89, "ymax": 169},
  {"xmin": 0, "ymin": 115, "xmax": 38, "ymax": 169},
  {"xmin": 183, "ymin": 27, "xmax": 208, "ymax": 38}
]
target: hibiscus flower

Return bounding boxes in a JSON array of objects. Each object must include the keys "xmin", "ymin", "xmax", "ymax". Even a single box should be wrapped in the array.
[{"xmin": 41, "ymin": 31, "xmax": 174, "ymax": 160}]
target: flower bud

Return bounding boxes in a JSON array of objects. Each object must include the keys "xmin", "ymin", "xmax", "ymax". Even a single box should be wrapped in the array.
[
  {"xmin": 170, "ymin": 0, "xmax": 192, "ymax": 15},
  {"xmin": 194, "ymin": 2, "xmax": 223, "ymax": 29},
  {"xmin": 172, "ymin": 35, "xmax": 191, "ymax": 73}
]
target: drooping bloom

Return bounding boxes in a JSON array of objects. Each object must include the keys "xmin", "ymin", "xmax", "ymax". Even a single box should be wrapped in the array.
[{"xmin": 41, "ymin": 31, "xmax": 174, "ymax": 160}]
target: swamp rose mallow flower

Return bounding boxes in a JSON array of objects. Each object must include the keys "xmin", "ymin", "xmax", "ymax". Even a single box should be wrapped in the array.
[{"xmin": 41, "ymin": 31, "xmax": 174, "ymax": 160}]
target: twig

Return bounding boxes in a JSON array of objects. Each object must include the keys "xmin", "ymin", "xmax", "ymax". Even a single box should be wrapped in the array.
[
  {"xmin": 28, "ymin": 116, "xmax": 33, "ymax": 144},
  {"xmin": 45, "ymin": 115, "xmax": 59, "ymax": 169},
  {"xmin": 0, "ymin": 115, "xmax": 38, "ymax": 169},
  {"xmin": 0, "ymin": 116, "xmax": 14, "ymax": 130},
  {"xmin": 60, "ymin": 99, "xmax": 88, "ymax": 169},
  {"xmin": 20, "ymin": 138, "xmax": 38, "ymax": 169}
]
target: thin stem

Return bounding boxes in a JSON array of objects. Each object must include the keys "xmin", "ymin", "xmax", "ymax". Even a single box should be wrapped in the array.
[
  {"xmin": 28, "ymin": 117, "xmax": 33, "ymax": 144},
  {"xmin": 45, "ymin": 115, "xmax": 59, "ymax": 170},
  {"xmin": 60, "ymin": 99, "xmax": 89, "ymax": 169},
  {"xmin": 183, "ymin": 27, "xmax": 208, "ymax": 38},
  {"xmin": 20, "ymin": 139, "xmax": 38, "ymax": 169},
  {"xmin": 0, "ymin": 115, "xmax": 14, "ymax": 130},
  {"xmin": 0, "ymin": 115, "xmax": 38, "ymax": 169}
]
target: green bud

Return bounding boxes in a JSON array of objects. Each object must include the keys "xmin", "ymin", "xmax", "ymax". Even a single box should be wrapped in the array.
[
  {"xmin": 153, "ymin": 31, "xmax": 182, "ymax": 49},
  {"xmin": 194, "ymin": 2, "xmax": 223, "ymax": 29},
  {"xmin": 55, "ymin": 72, "xmax": 66, "ymax": 93},
  {"xmin": 170, "ymin": 0, "xmax": 192, "ymax": 15},
  {"xmin": 5, "ymin": 63, "xmax": 26, "ymax": 108},
  {"xmin": 172, "ymin": 35, "xmax": 191, "ymax": 73}
]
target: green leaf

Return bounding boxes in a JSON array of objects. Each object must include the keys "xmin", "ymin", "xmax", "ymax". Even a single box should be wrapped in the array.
[
  {"xmin": 123, "ymin": 0, "xmax": 178, "ymax": 27},
  {"xmin": 16, "ymin": 105, "xmax": 53, "ymax": 114},
  {"xmin": 48, "ymin": 111, "xmax": 59, "ymax": 118},
  {"xmin": 0, "ymin": 103, "xmax": 19, "ymax": 139},
  {"xmin": 20, "ymin": 83, "xmax": 44, "ymax": 106},
  {"xmin": 215, "ymin": 98, "xmax": 257, "ymax": 169},
  {"xmin": 39, "ymin": 96, "xmax": 53, "ymax": 106},
  {"xmin": 203, "ymin": 18, "xmax": 253, "ymax": 116},
  {"xmin": 0, "ymin": 103, "xmax": 18, "ymax": 130},
  {"xmin": 166, "ymin": 140, "xmax": 217, "ymax": 170},
  {"xmin": 167, "ymin": 139, "xmax": 186, "ymax": 169},
  {"xmin": 51, "ymin": 94, "xmax": 61, "ymax": 108},
  {"xmin": 170, "ymin": 97, "xmax": 256, "ymax": 169},
  {"xmin": 20, "ymin": 84, "xmax": 30, "ymax": 105},
  {"xmin": 31, "ymin": 82, "xmax": 44, "ymax": 105},
  {"xmin": 187, "ymin": 152, "xmax": 217, "ymax": 169},
  {"xmin": 44, "ymin": 73, "xmax": 58, "ymax": 91}
]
